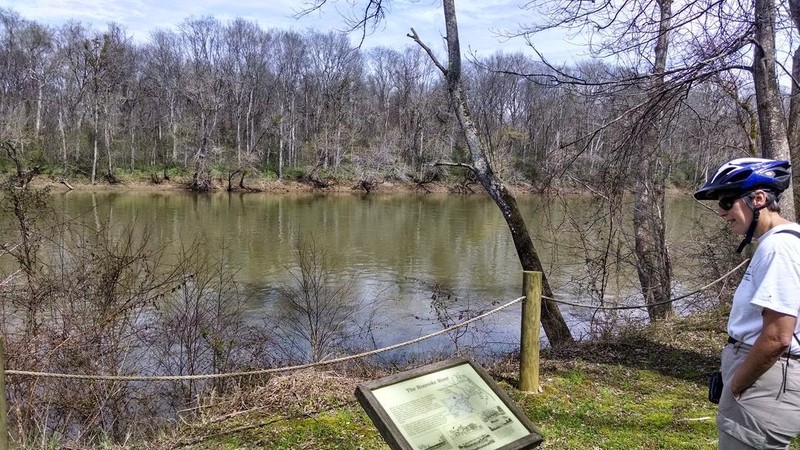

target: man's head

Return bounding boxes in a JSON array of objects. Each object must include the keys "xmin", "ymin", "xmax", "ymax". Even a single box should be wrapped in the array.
[{"xmin": 695, "ymin": 158, "xmax": 791, "ymax": 253}]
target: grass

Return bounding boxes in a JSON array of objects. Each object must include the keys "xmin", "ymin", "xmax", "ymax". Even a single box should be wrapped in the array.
[
  {"xmin": 147, "ymin": 306, "xmax": 800, "ymax": 450},
  {"xmin": 517, "ymin": 362, "xmax": 717, "ymax": 449}
]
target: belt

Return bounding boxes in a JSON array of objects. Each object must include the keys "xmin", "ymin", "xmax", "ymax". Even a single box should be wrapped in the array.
[{"xmin": 728, "ymin": 336, "xmax": 800, "ymax": 360}]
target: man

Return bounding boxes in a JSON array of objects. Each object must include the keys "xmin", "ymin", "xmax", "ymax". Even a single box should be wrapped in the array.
[{"xmin": 694, "ymin": 158, "xmax": 800, "ymax": 449}]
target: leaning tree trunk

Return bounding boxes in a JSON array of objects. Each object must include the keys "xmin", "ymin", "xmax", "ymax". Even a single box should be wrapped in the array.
[
  {"xmin": 448, "ymin": 84, "xmax": 573, "ymax": 346},
  {"xmin": 410, "ymin": 0, "xmax": 574, "ymax": 346},
  {"xmin": 633, "ymin": 0, "xmax": 673, "ymax": 321}
]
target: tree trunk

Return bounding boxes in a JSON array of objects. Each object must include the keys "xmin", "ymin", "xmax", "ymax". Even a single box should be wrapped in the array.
[
  {"xmin": 92, "ymin": 96, "xmax": 99, "ymax": 185},
  {"xmin": 103, "ymin": 102, "xmax": 113, "ymax": 179},
  {"xmin": 633, "ymin": 155, "xmax": 673, "ymax": 320},
  {"xmin": 633, "ymin": 0, "xmax": 673, "ymax": 321},
  {"xmin": 236, "ymin": 102, "xmax": 243, "ymax": 166},
  {"xmin": 170, "ymin": 97, "xmax": 178, "ymax": 163},
  {"xmin": 191, "ymin": 113, "xmax": 213, "ymax": 192},
  {"xmin": 754, "ymin": 0, "xmax": 795, "ymax": 220},
  {"xmin": 58, "ymin": 107, "xmax": 68, "ymax": 174},
  {"xmin": 35, "ymin": 81, "xmax": 43, "ymax": 137},
  {"xmin": 788, "ymin": 0, "xmax": 800, "ymax": 216},
  {"xmin": 279, "ymin": 102, "xmax": 285, "ymax": 179},
  {"xmin": 427, "ymin": 0, "xmax": 574, "ymax": 346},
  {"xmin": 129, "ymin": 111, "xmax": 136, "ymax": 172}
]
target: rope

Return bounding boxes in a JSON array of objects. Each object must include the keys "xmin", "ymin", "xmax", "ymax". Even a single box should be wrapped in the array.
[
  {"xmin": 543, "ymin": 258, "xmax": 750, "ymax": 311},
  {"xmin": 3, "ymin": 258, "xmax": 749, "ymax": 382},
  {"xmin": 5, "ymin": 296, "xmax": 525, "ymax": 382}
]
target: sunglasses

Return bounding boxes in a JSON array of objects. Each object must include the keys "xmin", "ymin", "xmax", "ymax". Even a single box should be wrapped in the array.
[{"xmin": 717, "ymin": 193, "xmax": 750, "ymax": 211}]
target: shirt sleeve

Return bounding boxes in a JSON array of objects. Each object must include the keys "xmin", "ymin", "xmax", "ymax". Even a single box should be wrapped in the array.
[{"xmin": 749, "ymin": 244, "xmax": 800, "ymax": 318}]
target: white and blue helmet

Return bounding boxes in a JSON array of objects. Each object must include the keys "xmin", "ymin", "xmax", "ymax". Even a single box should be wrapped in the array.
[{"xmin": 694, "ymin": 158, "xmax": 791, "ymax": 201}]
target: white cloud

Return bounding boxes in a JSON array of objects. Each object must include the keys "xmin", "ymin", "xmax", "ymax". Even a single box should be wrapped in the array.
[{"xmin": 3, "ymin": 0, "xmax": 585, "ymax": 61}]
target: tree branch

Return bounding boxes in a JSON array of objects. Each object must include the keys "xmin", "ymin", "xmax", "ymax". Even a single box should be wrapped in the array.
[
  {"xmin": 432, "ymin": 161, "xmax": 477, "ymax": 174},
  {"xmin": 407, "ymin": 28, "xmax": 448, "ymax": 75},
  {"xmin": 294, "ymin": 0, "xmax": 387, "ymax": 47}
]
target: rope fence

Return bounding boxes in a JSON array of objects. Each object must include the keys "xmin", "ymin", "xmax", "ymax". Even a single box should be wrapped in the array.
[
  {"xmin": 4, "ymin": 296, "xmax": 526, "ymax": 382},
  {"xmin": 0, "ymin": 263, "xmax": 750, "ymax": 449},
  {"xmin": 543, "ymin": 258, "xmax": 749, "ymax": 311},
  {"xmin": 2, "ymin": 259, "xmax": 748, "ymax": 383}
]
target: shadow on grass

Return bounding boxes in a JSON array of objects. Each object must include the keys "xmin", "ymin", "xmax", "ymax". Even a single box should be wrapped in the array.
[
  {"xmin": 542, "ymin": 334, "xmax": 722, "ymax": 384},
  {"xmin": 497, "ymin": 307, "xmax": 731, "ymax": 390}
]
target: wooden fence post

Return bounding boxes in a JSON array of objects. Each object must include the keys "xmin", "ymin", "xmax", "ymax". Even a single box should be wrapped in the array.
[
  {"xmin": 520, "ymin": 271, "xmax": 542, "ymax": 393},
  {"xmin": 0, "ymin": 336, "xmax": 8, "ymax": 450}
]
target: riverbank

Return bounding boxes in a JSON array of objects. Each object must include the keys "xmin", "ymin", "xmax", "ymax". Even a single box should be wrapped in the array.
[
  {"xmin": 29, "ymin": 171, "xmax": 693, "ymax": 198},
  {"xmin": 147, "ymin": 307, "xmax": 730, "ymax": 450},
  {"xmin": 31, "ymin": 172, "xmax": 523, "ymax": 195}
]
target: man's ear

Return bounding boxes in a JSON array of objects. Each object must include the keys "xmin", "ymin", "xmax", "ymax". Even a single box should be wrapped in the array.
[{"xmin": 752, "ymin": 190, "xmax": 768, "ymax": 207}]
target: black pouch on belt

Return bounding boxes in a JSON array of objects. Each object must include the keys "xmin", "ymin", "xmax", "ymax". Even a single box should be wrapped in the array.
[{"xmin": 708, "ymin": 371, "xmax": 723, "ymax": 404}]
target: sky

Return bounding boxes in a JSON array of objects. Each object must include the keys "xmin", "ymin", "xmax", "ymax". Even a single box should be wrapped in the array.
[{"xmin": 2, "ymin": 0, "xmax": 588, "ymax": 64}]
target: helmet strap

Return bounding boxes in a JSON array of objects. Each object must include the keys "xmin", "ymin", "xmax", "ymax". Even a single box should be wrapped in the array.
[
  {"xmin": 735, "ymin": 194, "xmax": 772, "ymax": 254},
  {"xmin": 736, "ymin": 209, "xmax": 759, "ymax": 253}
]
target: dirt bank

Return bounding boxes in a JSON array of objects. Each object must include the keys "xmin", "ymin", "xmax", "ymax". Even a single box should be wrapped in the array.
[{"xmin": 31, "ymin": 174, "xmax": 540, "ymax": 196}]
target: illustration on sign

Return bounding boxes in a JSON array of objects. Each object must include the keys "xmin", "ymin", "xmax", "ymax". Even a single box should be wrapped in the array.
[{"xmin": 370, "ymin": 363, "xmax": 530, "ymax": 450}]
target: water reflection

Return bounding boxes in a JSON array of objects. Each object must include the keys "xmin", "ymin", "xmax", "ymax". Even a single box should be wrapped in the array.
[{"xmin": 25, "ymin": 190, "xmax": 712, "ymax": 358}]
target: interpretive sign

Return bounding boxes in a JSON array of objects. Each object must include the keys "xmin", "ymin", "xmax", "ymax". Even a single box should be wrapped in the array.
[{"xmin": 355, "ymin": 357, "xmax": 543, "ymax": 450}]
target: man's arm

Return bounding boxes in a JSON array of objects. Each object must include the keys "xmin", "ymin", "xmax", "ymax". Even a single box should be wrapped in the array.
[{"xmin": 730, "ymin": 308, "xmax": 798, "ymax": 398}]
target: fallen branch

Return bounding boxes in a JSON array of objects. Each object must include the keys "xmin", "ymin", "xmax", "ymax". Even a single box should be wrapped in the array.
[{"xmin": 60, "ymin": 178, "xmax": 75, "ymax": 190}]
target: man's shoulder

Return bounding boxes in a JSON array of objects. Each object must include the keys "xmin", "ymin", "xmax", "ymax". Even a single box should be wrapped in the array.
[
  {"xmin": 754, "ymin": 223, "xmax": 800, "ymax": 257},
  {"xmin": 770, "ymin": 223, "xmax": 800, "ymax": 240}
]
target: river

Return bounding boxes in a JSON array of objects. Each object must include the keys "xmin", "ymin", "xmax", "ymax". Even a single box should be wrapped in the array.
[{"xmin": 15, "ymin": 190, "xmax": 719, "ymax": 361}]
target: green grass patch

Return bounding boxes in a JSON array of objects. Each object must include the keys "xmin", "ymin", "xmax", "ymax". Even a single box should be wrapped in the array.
[
  {"xmin": 519, "ymin": 363, "xmax": 718, "ymax": 449},
  {"xmin": 150, "ymin": 308, "xmax": 800, "ymax": 450}
]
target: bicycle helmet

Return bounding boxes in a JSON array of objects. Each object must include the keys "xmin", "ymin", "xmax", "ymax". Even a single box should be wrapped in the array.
[
  {"xmin": 694, "ymin": 158, "xmax": 790, "ymax": 200},
  {"xmin": 694, "ymin": 158, "xmax": 791, "ymax": 253}
]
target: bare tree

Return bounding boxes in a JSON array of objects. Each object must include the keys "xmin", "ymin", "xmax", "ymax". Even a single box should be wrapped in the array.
[
  {"xmin": 273, "ymin": 236, "xmax": 363, "ymax": 362},
  {"xmin": 297, "ymin": 0, "xmax": 574, "ymax": 345},
  {"xmin": 1, "ymin": 4, "xmax": 779, "ymax": 202},
  {"xmin": 631, "ymin": 0, "xmax": 674, "ymax": 320},
  {"xmin": 179, "ymin": 17, "xmax": 226, "ymax": 192},
  {"xmin": 512, "ymin": 0, "xmax": 799, "ymax": 319},
  {"xmin": 786, "ymin": 0, "xmax": 800, "ymax": 216},
  {"xmin": 423, "ymin": 0, "xmax": 573, "ymax": 344},
  {"xmin": 53, "ymin": 22, "xmax": 92, "ymax": 175},
  {"xmin": 83, "ymin": 33, "xmax": 109, "ymax": 184},
  {"xmin": 141, "ymin": 29, "xmax": 184, "ymax": 167},
  {"xmin": 271, "ymin": 30, "xmax": 307, "ymax": 178},
  {"xmin": 515, "ymin": 1, "xmax": 692, "ymax": 322},
  {"xmin": 753, "ymin": 0, "xmax": 794, "ymax": 219}
]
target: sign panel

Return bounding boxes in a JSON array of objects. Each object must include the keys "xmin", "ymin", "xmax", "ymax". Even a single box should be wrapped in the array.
[{"xmin": 356, "ymin": 357, "xmax": 543, "ymax": 450}]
